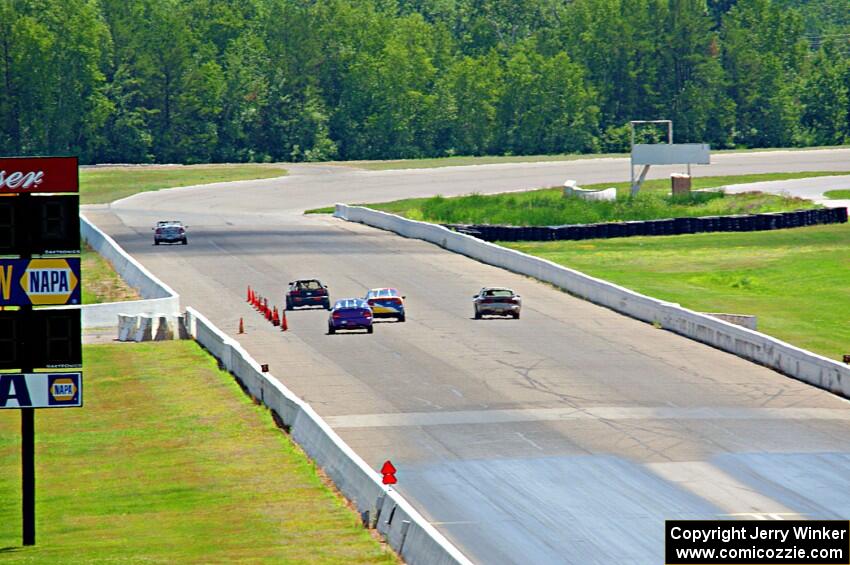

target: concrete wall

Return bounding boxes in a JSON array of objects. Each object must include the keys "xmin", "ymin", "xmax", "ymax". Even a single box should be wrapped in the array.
[
  {"xmin": 335, "ymin": 204, "xmax": 850, "ymax": 400},
  {"xmin": 80, "ymin": 214, "xmax": 180, "ymax": 328},
  {"xmin": 183, "ymin": 307, "xmax": 472, "ymax": 565},
  {"xmin": 707, "ymin": 313, "xmax": 758, "ymax": 331}
]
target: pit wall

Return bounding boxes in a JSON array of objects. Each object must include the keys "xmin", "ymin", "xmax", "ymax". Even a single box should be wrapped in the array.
[
  {"xmin": 80, "ymin": 214, "xmax": 181, "ymax": 328},
  {"xmin": 183, "ymin": 307, "xmax": 472, "ymax": 565},
  {"xmin": 334, "ymin": 204, "xmax": 849, "ymax": 399}
]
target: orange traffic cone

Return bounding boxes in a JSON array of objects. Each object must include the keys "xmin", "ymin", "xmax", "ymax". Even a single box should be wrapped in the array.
[
  {"xmin": 247, "ymin": 286, "xmax": 251, "ymax": 302},
  {"xmin": 272, "ymin": 307, "xmax": 280, "ymax": 326},
  {"xmin": 238, "ymin": 318, "xmax": 244, "ymax": 334},
  {"xmin": 281, "ymin": 311, "xmax": 288, "ymax": 332}
]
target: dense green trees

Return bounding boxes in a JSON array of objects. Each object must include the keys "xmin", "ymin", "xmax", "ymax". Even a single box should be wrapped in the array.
[{"xmin": 0, "ymin": 0, "xmax": 848, "ymax": 163}]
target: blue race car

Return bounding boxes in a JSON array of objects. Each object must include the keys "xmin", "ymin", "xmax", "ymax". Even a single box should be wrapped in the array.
[{"xmin": 328, "ymin": 299, "xmax": 373, "ymax": 334}]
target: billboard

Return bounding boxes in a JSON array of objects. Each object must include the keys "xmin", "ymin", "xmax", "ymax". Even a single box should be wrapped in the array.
[
  {"xmin": 0, "ymin": 157, "xmax": 79, "ymax": 193},
  {"xmin": 632, "ymin": 143, "xmax": 711, "ymax": 165}
]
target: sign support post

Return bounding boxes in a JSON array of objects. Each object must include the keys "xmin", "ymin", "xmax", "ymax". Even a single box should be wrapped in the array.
[
  {"xmin": 21, "ymin": 192, "xmax": 35, "ymax": 546},
  {"xmin": 22, "ymin": 406, "xmax": 34, "ymax": 545}
]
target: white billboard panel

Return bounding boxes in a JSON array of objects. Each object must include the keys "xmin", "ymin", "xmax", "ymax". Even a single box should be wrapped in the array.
[{"xmin": 632, "ymin": 143, "xmax": 710, "ymax": 165}]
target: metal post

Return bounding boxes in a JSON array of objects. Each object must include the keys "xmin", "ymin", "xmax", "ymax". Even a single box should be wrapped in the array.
[
  {"xmin": 22, "ymin": 407, "xmax": 35, "ymax": 545},
  {"xmin": 629, "ymin": 122, "xmax": 636, "ymax": 193},
  {"xmin": 20, "ymin": 197, "xmax": 35, "ymax": 547}
]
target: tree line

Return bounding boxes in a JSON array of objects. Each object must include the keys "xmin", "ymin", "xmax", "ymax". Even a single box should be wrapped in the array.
[{"xmin": 1, "ymin": 0, "xmax": 848, "ymax": 164}]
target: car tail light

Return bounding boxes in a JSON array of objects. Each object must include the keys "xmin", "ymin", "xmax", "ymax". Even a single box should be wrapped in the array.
[
  {"xmin": 155, "ymin": 228, "xmax": 162, "ymax": 234},
  {"xmin": 362, "ymin": 310, "xmax": 372, "ymax": 318},
  {"xmin": 179, "ymin": 228, "xmax": 185, "ymax": 234},
  {"xmin": 482, "ymin": 298, "xmax": 493, "ymax": 304},
  {"xmin": 332, "ymin": 311, "xmax": 342, "ymax": 319},
  {"xmin": 316, "ymin": 289, "xmax": 327, "ymax": 295},
  {"xmin": 390, "ymin": 297, "xmax": 402, "ymax": 305}
]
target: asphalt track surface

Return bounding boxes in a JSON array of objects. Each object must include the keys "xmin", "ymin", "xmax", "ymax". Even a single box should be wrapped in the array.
[
  {"xmin": 722, "ymin": 174, "xmax": 850, "ymax": 208},
  {"xmin": 85, "ymin": 149, "xmax": 850, "ymax": 564}
]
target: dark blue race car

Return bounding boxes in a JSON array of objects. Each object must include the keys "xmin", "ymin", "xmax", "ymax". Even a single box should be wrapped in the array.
[{"xmin": 328, "ymin": 299, "xmax": 373, "ymax": 334}]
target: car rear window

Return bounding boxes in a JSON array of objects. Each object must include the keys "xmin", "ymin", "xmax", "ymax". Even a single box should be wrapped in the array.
[
  {"xmin": 368, "ymin": 288, "xmax": 398, "ymax": 298},
  {"xmin": 297, "ymin": 280, "xmax": 322, "ymax": 290},
  {"xmin": 485, "ymin": 289, "xmax": 513, "ymax": 297}
]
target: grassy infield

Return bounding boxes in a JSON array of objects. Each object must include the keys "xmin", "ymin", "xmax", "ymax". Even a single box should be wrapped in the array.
[
  {"xmin": 79, "ymin": 164, "xmax": 288, "ymax": 205},
  {"xmin": 1, "ymin": 165, "xmax": 394, "ymax": 562},
  {"xmin": 507, "ymin": 226, "xmax": 850, "ymax": 360},
  {"xmin": 825, "ymin": 189, "xmax": 850, "ymax": 199},
  {"xmin": 366, "ymin": 184, "xmax": 816, "ymax": 226}
]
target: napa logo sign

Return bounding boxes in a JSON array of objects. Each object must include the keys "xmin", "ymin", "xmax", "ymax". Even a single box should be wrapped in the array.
[
  {"xmin": 0, "ymin": 258, "xmax": 80, "ymax": 306},
  {"xmin": 0, "ymin": 373, "xmax": 82, "ymax": 409}
]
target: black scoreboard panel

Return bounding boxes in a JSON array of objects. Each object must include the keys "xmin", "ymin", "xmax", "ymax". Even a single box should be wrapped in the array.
[
  {"xmin": 0, "ymin": 310, "xmax": 81, "ymax": 370},
  {"xmin": 0, "ymin": 198, "xmax": 20, "ymax": 254},
  {"xmin": 0, "ymin": 312, "xmax": 22, "ymax": 369},
  {"xmin": 0, "ymin": 195, "xmax": 80, "ymax": 255}
]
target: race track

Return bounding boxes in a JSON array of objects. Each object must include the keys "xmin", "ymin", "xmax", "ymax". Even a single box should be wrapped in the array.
[{"xmin": 85, "ymin": 149, "xmax": 850, "ymax": 564}]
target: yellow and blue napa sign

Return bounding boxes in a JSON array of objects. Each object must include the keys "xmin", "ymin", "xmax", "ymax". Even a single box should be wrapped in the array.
[
  {"xmin": 0, "ymin": 258, "xmax": 80, "ymax": 306},
  {"xmin": 0, "ymin": 373, "xmax": 82, "ymax": 409}
]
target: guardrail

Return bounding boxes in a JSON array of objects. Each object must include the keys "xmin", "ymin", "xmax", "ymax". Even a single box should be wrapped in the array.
[
  {"xmin": 80, "ymin": 214, "xmax": 181, "ymax": 328},
  {"xmin": 335, "ymin": 204, "xmax": 850, "ymax": 399},
  {"xmin": 443, "ymin": 207, "xmax": 848, "ymax": 242},
  {"xmin": 183, "ymin": 307, "xmax": 472, "ymax": 565}
]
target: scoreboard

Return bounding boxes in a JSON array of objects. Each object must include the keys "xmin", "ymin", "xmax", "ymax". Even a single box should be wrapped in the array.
[{"xmin": 1, "ymin": 155, "xmax": 82, "ymax": 547}]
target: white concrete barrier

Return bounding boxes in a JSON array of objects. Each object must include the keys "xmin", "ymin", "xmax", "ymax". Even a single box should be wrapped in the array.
[
  {"xmin": 183, "ymin": 307, "xmax": 471, "ymax": 565},
  {"xmin": 154, "ymin": 315, "xmax": 174, "ymax": 341},
  {"xmin": 118, "ymin": 314, "xmax": 137, "ymax": 341},
  {"xmin": 335, "ymin": 203, "xmax": 850, "ymax": 399},
  {"xmin": 707, "ymin": 313, "xmax": 757, "ymax": 331},
  {"xmin": 133, "ymin": 315, "xmax": 153, "ymax": 342},
  {"xmin": 563, "ymin": 179, "xmax": 617, "ymax": 201},
  {"xmin": 80, "ymin": 214, "xmax": 180, "ymax": 328}
]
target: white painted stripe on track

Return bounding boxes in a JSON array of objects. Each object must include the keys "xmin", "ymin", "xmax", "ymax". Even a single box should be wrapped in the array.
[
  {"xmin": 647, "ymin": 461, "xmax": 800, "ymax": 517},
  {"xmin": 325, "ymin": 406, "xmax": 850, "ymax": 429}
]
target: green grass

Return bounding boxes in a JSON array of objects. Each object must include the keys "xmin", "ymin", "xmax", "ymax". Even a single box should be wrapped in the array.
[
  {"xmin": 0, "ymin": 341, "xmax": 396, "ymax": 563},
  {"xmin": 504, "ymin": 223, "xmax": 850, "ymax": 360},
  {"xmin": 81, "ymin": 243, "xmax": 140, "ymax": 304},
  {"xmin": 374, "ymin": 191, "xmax": 815, "ymax": 226},
  {"xmin": 824, "ymin": 189, "xmax": 850, "ymax": 199},
  {"xmin": 80, "ymin": 164, "xmax": 288, "ymax": 204},
  {"xmin": 307, "ymin": 172, "xmax": 842, "ymax": 219}
]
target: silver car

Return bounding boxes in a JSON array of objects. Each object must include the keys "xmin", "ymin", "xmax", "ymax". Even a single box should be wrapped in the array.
[
  {"xmin": 473, "ymin": 287, "xmax": 521, "ymax": 319},
  {"xmin": 153, "ymin": 220, "xmax": 187, "ymax": 245}
]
